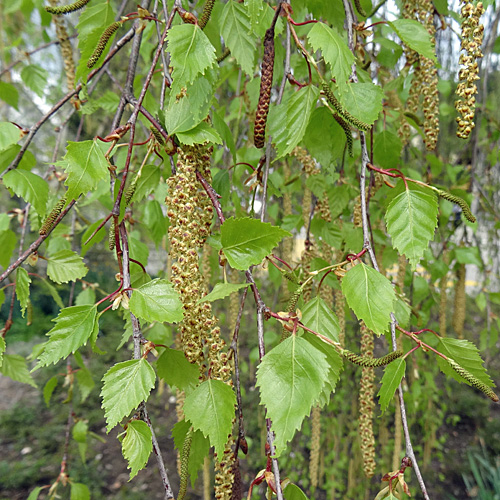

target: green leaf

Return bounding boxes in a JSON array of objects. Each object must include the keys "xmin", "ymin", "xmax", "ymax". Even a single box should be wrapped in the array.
[
  {"xmin": 0, "ymin": 81, "xmax": 19, "ymax": 110},
  {"xmin": 73, "ymin": 420, "xmax": 88, "ymax": 463},
  {"xmin": 0, "ymin": 336, "xmax": 5, "ymax": 367},
  {"xmin": 377, "ymin": 358, "xmax": 406, "ymax": 414},
  {"xmin": 269, "ymin": 85, "xmax": 320, "ymax": 159},
  {"xmin": 43, "ymin": 375, "xmax": 58, "ymax": 407},
  {"xmin": 101, "ymin": 358, "xmax": 156, "ymax": 432},
  {"xmin": 198, "ymin": 282, "xmax": 249, "ymax": 303},
  {"xmin": 339, "ymin": 82, "xmax": 383, "ymax": 126},
  {"xmin": 129, "ymin": 279, "xmax": 184, "ymax": 323},
  {"xmin": 70, "ymin": 482, "xmax": 90, "ymax": 500},
  {"xmin": 388, "ymin": 19, "xmax": 437, "ymax": 61},
  {"xmin": 454, "ymin": 247, "xmax": 482, "ymax": 267},
  {"xmin": 373, "ymin": 130, "xmax": 402, "ymax": 171},
  {"xmin": 0, "ymin": 229, "xmax": 17, "ymax": 269},
  {"xmin": 176, "ymin": 121, "xmax": 223, "ymax": 146},
  {"xmin": 143, "ymin": 200, "xmax": 167, "ymax": 245},
  {"xmin": 220, "ymin": 1, "xmax": 256, "ymax": 76},
  {"xmin": 74, "ymin": 351, "xmax": 95, "ymax": 402},
  {"xmin": 3, "ymin": 169, "xmax": 49, "ymax": 216},
  {"xmin": 436, "ymin": 338, "xmax": 494, "ymax": 388},
  {"xmin": 301, "ymin": 297, "xmax": 340, "ymax": 343},
  {"xmin": 60, "ymin": 140, "xmax": 109, "ymax": 201},
  {"xmin": 183, "ymin": 379, "xmax": 236, "ymax": 457},
  {"xmin": 122, "ymin": 420, "xmax": 153, "ymax": 480},
  {"xmin": 35, "ymin": 305, "xmax": 98, "ymax": 368},
  {"xmin": 385, "ymin": 182, "xmax": 438, "ymax": 270},
  {"xmin": 341, "ymin": 262, "xmax": 396, "ymax": 335},
  {"xmin": 27, "ymin": 487, "xmax": 43, "ymax": 500},
  {"xmin": 0, "ymin": 122, "xmax": 21, "ymax": 149},
  {"xmin": 132, "ymin": 165, "xmax": 161, "ymax": 203},
  {"xmin": 20, "ymin": 64, "xmax": 48, "ymax": 97},
  {"xmin": 221, "ymin": 217, "xmax": 291, "ymax": 270},
  {"xmin": 16, "ymin": 267, "xmax": 31, "ymax": 317},
  {"xmin": 39, "ymin": 277, "xmax": 64, "ymax": 309},
  {"xmin": 46, "ymin": 249, "xmax": 88, "ymax": 284},
  {"xmin": 284, "ymin": 483, "xmax": 311, "ymax": 500},
  {"xmin": 172, "ymin": 419, "xmax": 210, "ymax": 488},
  {"xmin": 244, "ymin": 0, "xmax": 264, "ymax": 31},
  {"xmin": 167, "ymin": 24, "xmax": 216, "ymax": 89},
  {"xmin": 0, "ymin": 354, "xmax": 37, "ymax": 388},
  {"xmin": 256, "ymin": 335, "xmax": 329, "ymax": 456},
  {"xmin": 157, "ymin": 348, "xmax": 199, "ymax": 391},
  {"xmin": 307, "ymin": 22, "xmax": 354, "ymax": 86}
]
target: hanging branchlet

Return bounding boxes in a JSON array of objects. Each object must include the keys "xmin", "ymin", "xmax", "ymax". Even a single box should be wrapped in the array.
[
  {"xmin": 254, "ymin": 27, "xmax": 275, "ymax": 148},
  {"xmin": 198, "ymin": 0, "xmax": 215, "ymax": 29},
  {"xmin": 437, "ymin": 190, "xmax": 476, "ymax": 222},
  {"xmin": 45, "ymin": 0, "xmax": 90, "ymax": 15},
  {"xmin": 39, "ymin": 196, "xmax": 67, "ymax": 235},
  {"xmin": 321, "ymin": 82, "xmax": 371, "ymax": 132},
  {"xmin": 447, "ymin": 359, "xmax": 499, "ymax": 402},
  {"xmin": 343, "ymin": 348, "xmax": 404, "ymax": 367},
  {"xmin": 455, "ymin": 0, "xmax": 484, "ymax": 139},
  {"xmin": 87, "ymin": 21, "xmax": 122, "ymax": 69}
]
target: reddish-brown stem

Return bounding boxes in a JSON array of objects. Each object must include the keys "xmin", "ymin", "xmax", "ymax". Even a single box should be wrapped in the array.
[
  {"xmin": 287, "ymin": 17, "xmax": 318, "ymax": 26},
  {"xmin": 269, "ymin": 254, "xmax": 293, "ymax": 271}
]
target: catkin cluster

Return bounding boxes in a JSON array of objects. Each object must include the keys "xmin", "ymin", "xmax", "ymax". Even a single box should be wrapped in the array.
[
  {"xmin": 453, "ymin": 263, "xmax": 466, "ymax": 338},
  {"xmin": 455, "ymin": 0, "xmax": 484, "ymax": 139}
]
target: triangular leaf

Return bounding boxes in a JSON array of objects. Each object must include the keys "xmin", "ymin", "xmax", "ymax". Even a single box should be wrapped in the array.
[
  {"xmin": 0, "ymin": 354, "xmax": 37, "ymax": 388},
  {"xmin": 183, "ymin": 379, "xmax": 236, "ymax": 457},
  {"xmin": 385, "ymin": 182, "xmax": 438, "ymax": 270},
  {"xmin": 301, "ymin": 297, "xmax": 340, "ymax": 343},
  {"xmin": 388, "ymin": 19, "xmax": 437, "ymax": 61},
  {"xmin": 339, "ymin": 82, "xmax": 383, "ymax": 126},
  {"xmin": 198, "ymin": 282, "xmax": 249, "ymax": 303},
  {"xmin": 122, "ymin": 420, "xmax": 153, "ymax": 480},
  {"xmin": 3, "ymin": 169, "xmax": 49, "ymax": 216},
  {"xmin": 16, "ymin": 267, "xmax": 31, "ymax": 317},
  {"xmin": 256, "ymin": 335, "xmax": 329, "ymax": 456},
  {"xmin": 35, "ymin": 305, "xmax": 98, "ymax": 368},
  {"xmin": 377, "ymin": 358, "xmax": 406, "ymax": 414},
  {"xmin": 129, "ymin": 279, "xmax": 184, "ymax": 323},
  {"xmin": 436, "ymin": 338, "xmax": 494, "ymax": 388},
  {"xmin": 157, "ymin": 348, "xmax": 200, "ymax": 391},
  {"xmin": 221, "ymin": 217, "xmax": 291, "ymax": 270},
  {"xmin": 101, "ymin": 358, "xmax": 156, "ymax": 432},
  {"xmin": 46, "ymin": 249, "xmax": 88, "ymax": 284},
  {"xmin": 43, "ymin": 376, "xmax": 58, "ymax": 407},
  {"xmin": 341, "ymin": 262, "xmax": 396, "ymax": 335}
]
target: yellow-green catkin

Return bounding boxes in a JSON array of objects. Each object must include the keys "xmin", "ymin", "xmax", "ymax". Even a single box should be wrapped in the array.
[
  {"xmin": 334, "ymin": 289, "xmax": 346, "ymax": 348},
  {"xmin": 358, "ymin": 322, "xmax": 376, "ymax": 478},
  {"xmin": 453, "ymin": 264, "xmax": 466, "ymax": 338},
  {"xmin": 203, "ymin": 455, "xmax": 211, "ymax": 500},
  {"xmin": 456, "ymin": 0, "xmax": 484, "ymax": 139},
  {"xmin": 309, "ymin": 405, "xmax": 321, "ymax": 490}
]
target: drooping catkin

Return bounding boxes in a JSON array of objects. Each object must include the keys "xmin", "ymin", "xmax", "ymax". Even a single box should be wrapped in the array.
[
  {"xmin": 455, "ymin": 0, "xmax": 484, "ymax": 139},
  {"xmin": 309, "ymin": 405, "xmax": 321, "ymax": 490},
  {"xmin": 45, "ymin": 0, "xmax": 89, "ymax": 14},
  {"xmin": 203, "ymin": 455, "xmax": 211, "ymax": 500},
  {"xmin": 254, "ymin": 27, "xmax": 275, "ymax": 148},
  {"xmin": 39, "ymin": 196, "xmax": 67, "ymax": 235},
  {"xmin": 438, "ymin": 190, "xmax": 476, "ymax": 223},
  {"xmin": 448, "ymin": 359, "xmax": 499, "ymax": 401},
  {"xmin": 87, "ymin": 21, "xmax": 121, "ymax": 69},
  {"xmin": 358, "ymin": 322, "xmax": 376, "ymax": 478},
  {"xmin": 198, "ymin": 0, "xmax": 215, "ymax": 29},
  {"xmin": 453, "ymin": 264, "xmax": 466, "ymax": 338},
  {"xmin": 178, "ymin": 428, "xmax": 193, "ymax": 500},
  {"xmin": 334, "ymin": 289, "xmax": 346, "ymax": 347}
]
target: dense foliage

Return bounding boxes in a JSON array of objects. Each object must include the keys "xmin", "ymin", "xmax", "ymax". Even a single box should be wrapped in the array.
[{"xmin": 1, "ymin": 0, "xmax": 500, "ymax": 499}]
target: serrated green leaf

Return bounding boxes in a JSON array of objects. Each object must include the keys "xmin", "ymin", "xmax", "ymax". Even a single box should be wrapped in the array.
[
  {"xmin": 342, "ymin": 262, "xmax": 396, "ymax": 335},
  {"xmin": 176, "ymin": 121, "xmax": 223, "ymax": 146},
  {"xmin": 21, "ymin": 64, "xmax": 48, "ymax": 97},
  {"xmin": 377, "ymin": 358, "xmax": 406, "ymax": 414},
  {"xmin": 373, "ymin": 130, "xmax": 402, "ymax": 170},
  {"xmin": 129, "ymin": 279, "xmax": 183, "ymax": 323},
  {"xmin": 284, "ymin": 483, "xmax": 311, "ymax": 500},
  {"xmin": 256, "ymin": 335, "xmax": 329, "ymax": 456},
  {"xmin": 339, "ymin": 82, "xmax": 383, "ymax": 126},
  {"xmin": 36, "ymin": 305, "xmax": 98, "ymax": 368},
  {"xmin": 172, "ymin": 419, "xmax": 210, "ymax": 488},
  {"xmin": 436, "ymin": 338, "xmax": 494, "ymax": 387},
  {"xmin": 244, "ymin": 0, "xmax": 264, "ymax": 31},
  {"xmin": 167, "ymin": 24, "xmax": 216, "ymax": 89},
  {"xmin": 43, "ymin": 375, "xmax": 58, "ymax": 407},
  {"xmin": 307, "ymin": 22, "xmax": 354, "ymax": 86},
  {"xmin": 269, "ymin": 85, "xmax": 320, "ymax": 159},
  {"xmin": 122, "ymin": 420, "xmax": 153, "ymax": 480},
  {"xmin": 0, "ymin": 229, "xmax": 17, "ymax": 269},
  {"xmin": 72, "ymin": 419, "xmax": 88, "ymax": 462},
  {"xmin": 301, "ymin": 297, "xmax": 340, "ymax": 343},
  {"xmin": 143, "ymin": 200, "xmax": 167, "ymax": 246},
  {"xmin": 0, "ymin": 122, "xmax": 21, "ymax": 149},
  {"xmin": 75, "ymin": 287, "xmax": 96, "ymax": 306},
  {"xmin": 3, "ymin": 169, "xmax": 49, "ymax": 216},
  {"xmin": 1, "ymin": 354, "xmax": 37, "ymax": 388},
  {"xmin": 221, "ymin": 217, "xmax": 291, "ymax": 270},
  {"xmin": 60, "ymin": 140, "xmax": 109, "ymax": 200},
  {"xmin": 16, "ymin": 267, "xmax": 31, "ymax": 317},
  {"xmin": 27, "ymin": 487, "xmax": 43, "ymax": 500},
  {"xmin": 101, "ymin": 358, "xmax": 156, "ymax": 432},
  {"xmin": 388, "ymin": 19, "xmax": 437, "ymax": 61},
  {"xmin": 132, "ymin": 165, "xmax": 161, "ymax": 203},
  {"xmin": 46, "ymin": 249, "xmax": 88, "ymax": 284},
  {"xmin": 157, "ymin": 348, "xmax": 199, "ymax": 391},
  {"xmin": 385, "ymin": 182, "xmax": 438, "ymax": 270},
  {"xmin": 75, "ymin": 361, "xmax": 95, "ymax": 402},
  {"xmin": 70, "ymin": 482, "xmax": 90, "ymax": 500},
  {"xmin": 198, "ymin": 282, "xmax": 249, "ymax": 303},
  {"xmin": 183, "ymin": 379, "xmax": 236, "ymax": 457},
  {"xmin": 220, "ymin": 1, "xmax": 256, "ymax": 76},
  {"xmin": 0, "ymin": 82, "xmax": 19, "ymax": 110},
  {"xmin": 39, "ymin": 277, "xmax": 64, "ymax": 309}
]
